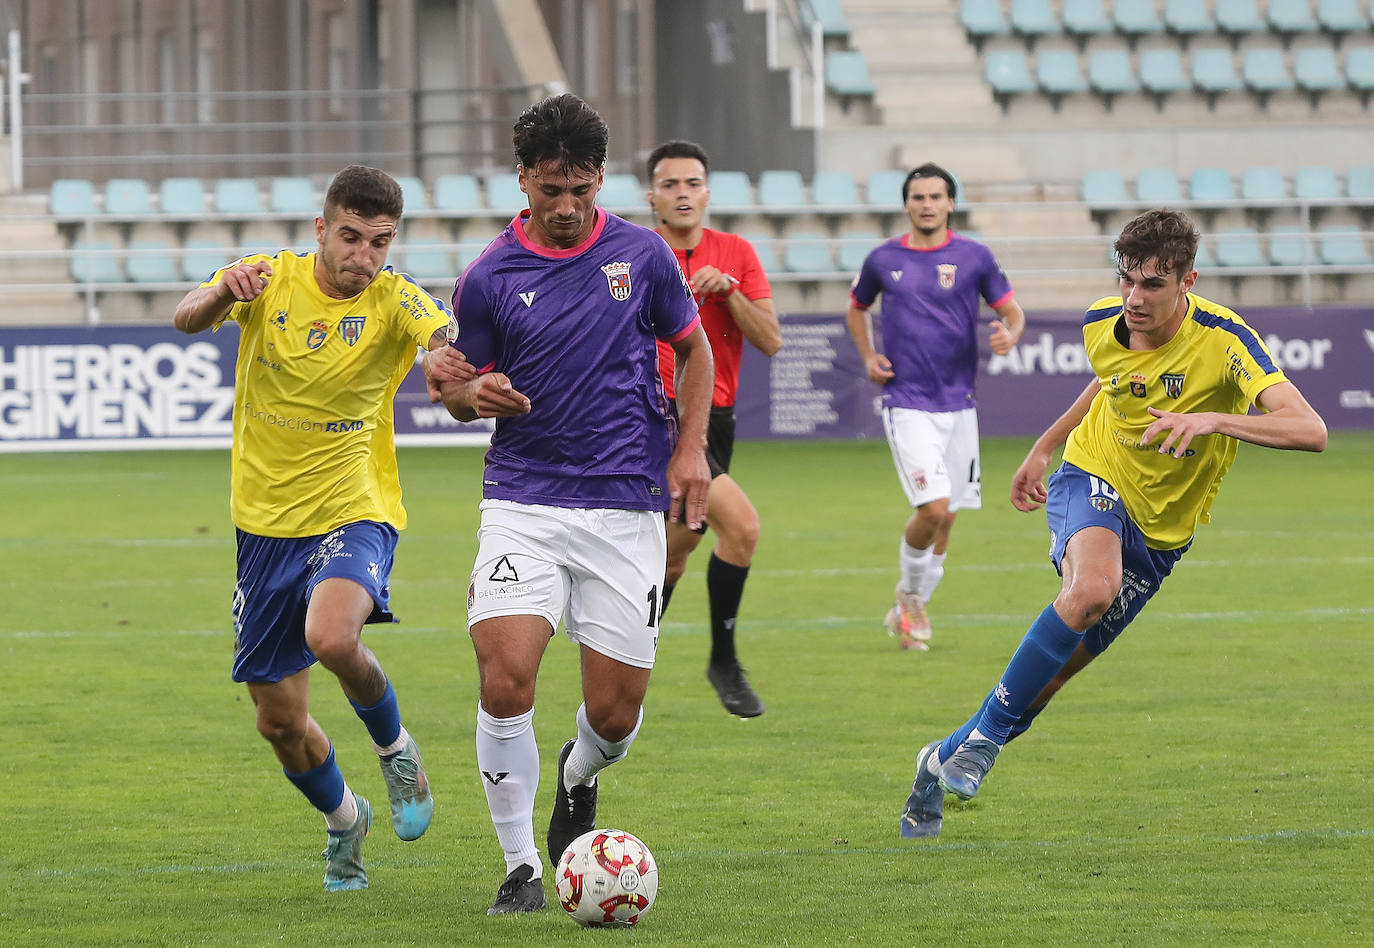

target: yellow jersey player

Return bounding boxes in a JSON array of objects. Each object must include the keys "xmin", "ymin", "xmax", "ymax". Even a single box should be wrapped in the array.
[
  {"xmin": 173, "ymin": 165, "xmax": 473, "ymax": 889},
  {"xmin": 898, "ymin": 208, "xmax": 1327, "ymax": 839}
]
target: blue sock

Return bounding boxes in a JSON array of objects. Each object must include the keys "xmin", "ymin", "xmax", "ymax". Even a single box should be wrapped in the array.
[
  {"xmin": 938, "ymin": 691, "xmax": 995, "ymax": 764},
  {"xmin": 349, "ymin": 680, "xmax": 402, "ymax": 749},
  {"xmin": 975, "ymin": 604, "xmax": 1082, "ymax": 744},
  {"xmin": 284, "ymin": 745, "xmax": 346, "ymax": 814},
  {"xmin": 1006, "ymin": 703, "xmax": 1047, "ymax": 743}
]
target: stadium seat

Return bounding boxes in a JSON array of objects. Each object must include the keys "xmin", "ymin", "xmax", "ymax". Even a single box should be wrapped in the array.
[
  {"xmin": 397, "ymin": 237, "xmax": 453, "ymax": 282},
  {"xmin": 1037, "ymin": 49, "xmax": 1089, "ymax": 104},
  {"xmin": 1010, "ymin": 0, "xmax": 1059, "ymax": 44},
  {"xmin": 1113, "ymin": 0, "xmax": 1165, "ymax": 42},
  {"xmin": 707, "ymin": 171, "xmax": 754, "ymax": 211},
  {"xmin": 1346, "ymin": 45, "xmax": 1374, "ymax": 104},
  {"xmin": 1088, "ymin": 49, "xmax": 1139, "ymax": 100},
  {"xmin": 1214, "ymin": 227, "xmax": 1266, "ymax": 267},
  {"xmin": 1193, "ymin": 239, "xmax": 1216, "ymax": 269},
  {"xmin": 268, "ymin": 177, "xmax": 317, "ymax": 214},
  {"xmin": 758, "ymin": 170, "xmax": 807, "ymax": 209},
  {"xmin": 802, "ymin": 0, "xmax": 851, "ymax": 37},
  {"xmin": 393, "ymin": 176, "xmax": 429, "ymax": 212},
  {"xmin": 1346, "ymin": 164, "xmax": 1374, "ymax": 201},
  {"xmin": 1215, "ymin": 0, "xmax": 1267, "ymax": 38},
  {"xmin": 825, "ymin": 51, "xmax": 877, "ymax": 96},
  {"xmin": 214, "ymin": 178, "xmax": 262, "ymax": 215},
  {"xmin": 783, "ymin": 232, "xmax": 835, "ymax": 273},
  {"xmin": 1242, "ymin": 47, "xmax": 1295, "ymax": 100},
  {"xmin": 1295, "ymin": 164, "xmax": 1342, "ymax": 201},
  {"xmin": 433, "ymin": 173, "xmax": 483, "ymax": 213},
  {"xmin": 740, "ymin": 232, "xmax": 781, "ymax": 274},
  {"xmin": 1294, "ymin": 46, "xmax": 1347, "ymax": 101},
  {"xmin": 125, "ymin": 240, "xmax": 182, "ymax": 284},
  {"xmin": 1241, "ymin": 165, "xmax": 1289, "ymax": 201},
  {"xmin": 837, "ymin": 230, "xmax": 883, "ymax": 272},
  {"xmin": 985, "ymin": 50, "xmax": 1036, "ymax": 108},
  {"xmin": 1139, "ymin": 48, "xmax": 1191, "ymax": 98},
  {"xmin": 182, "ymin": 239, "xmax": 230, "ymax": 283},
  {"xmin": 50, "ymin": 178, "xmax": 98, "ymax": 217},
  {"xmin": 456, "ymin": 241, "xmax": 488, "ymax": 272},
  {"xmin": 865, "ymin": 169, "xmax": 909, "ymax": 206},
  {"xmin": 598, "ymin": 173, "xmax": 645, "ymax": 211},
  {"xmin": 1135, "ymin": 167, "xmax": 1182, "ymax": 203},
  {"xmin": 1163, "ymin": 0, "xmax": 1216, "ymax": 41},
  {"xmin": 959, "ymin": 0, "xmax": 1011, "ymax": 51},
  {"xmin": 1267, "ymin": 226, "xmax": 1313, "ymax": 266},
  {"xmin": 104, "ymin": 179, "xmax": 154, "ymax": 216},
  {"xmin": 1081, "ymin": 168, "xmax": 1131, "ymax": 204},
  {"xmin": 1317, "ymin": 224, "xmax": 1372, "ymax": 265},
  {"xmin": 159, "ymin": 177, "xmax": 207, "ymax": 217},
  {"xmin": 1192, "ymin": 47, "xmax": 1244, "ymax": 102},
  {"xmin": 484, "ymin": 174, "xmax": 526, "ymax": 212},
  {"xmin": 1190, "ymin": 168, "xmax": 1237, "ymax": 203},
  {"xmin": 70, "ymin": 240, "xmax": 126, "ymax": 284},
  {"xmin": 1062, "ymin": 0, "xmax": 1113, "ymax": 47},
  {"xmin": 812, "ymin": 171, "xmax": 860, "ymax": 208},
  {"xmin": 1268, "ymin": 0, "xmax": 1320, "ymax": 37},
  {"xmin": 1315, "ymin": 0, "xmax": 1369, "ymax": 32}
]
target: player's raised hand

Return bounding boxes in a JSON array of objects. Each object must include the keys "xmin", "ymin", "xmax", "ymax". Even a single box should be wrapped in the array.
[
  {"xmin": 422, "ymin": 346, "xmax": 477, "ymax": 403},
  {"xmin": 1010, "ymin": 446, "xmax": 1053, "ymax": 512},
  {"xmin": 470, "ymin": 373, "xmax": 531, "ymax": 418},
  {"xmin": 688, "ymin": 265, "xmax": 735, "ymax": 299},
  {"xmin": 220, "ymin": 260, "xmax": 274, "ymax": 302},
  {"xmin": 988, "ymin": 319, "xmax": 1018, "ymax": 355},
  {"xmin": 666, "ymin": 448, "xmax": 711, "ymax": 531},
  {"xmin": 863, "ymin": 352, "xmax": 895, "ymax": 385},
  {"xmin": 1142, "ymin": 406, "xmax": 1216, "ymax": 458}
]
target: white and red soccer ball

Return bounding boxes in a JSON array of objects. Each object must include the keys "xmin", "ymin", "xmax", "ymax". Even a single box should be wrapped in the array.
[{"xmin": 554, "ymin": 828, "xmax": 659, "ymax": 928}]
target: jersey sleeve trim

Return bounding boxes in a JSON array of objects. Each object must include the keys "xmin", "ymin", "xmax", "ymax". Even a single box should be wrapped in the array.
[
  {"xmin": 988, "ymin": 289, "xmax": 1015, "ymax": 309},
  {"xmin": 662, "ymin": 313, "xmax": 701, "ymax": 344},
  {"xmin": 1083, "ymin": 297, "xmax": 1123, "ymax": 325},
  {"xmin": 1189, "ymin": 306, "xmax": 1281, "ymax": 375}
]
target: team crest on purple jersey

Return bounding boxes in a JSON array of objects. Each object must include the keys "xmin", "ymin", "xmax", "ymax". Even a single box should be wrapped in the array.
[
  {"xmin": 601, "ymin": 261, "xmax": 633, "ymax": 301},
  {"xmin": 339, "ymin": 316, "xmax": 366, "ymax": 347},
  {"xmin": 937, "ymin": 263, "xmax": 957, "ymax": 289},
  {"xmin": 307, "ymin": 320, "xmax": 328, "ymax": 349}
]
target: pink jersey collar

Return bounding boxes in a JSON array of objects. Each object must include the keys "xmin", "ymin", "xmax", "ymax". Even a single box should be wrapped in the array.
[{"xmin": 513, "ymin": 207, "xmax": 608, "ymax": 258}]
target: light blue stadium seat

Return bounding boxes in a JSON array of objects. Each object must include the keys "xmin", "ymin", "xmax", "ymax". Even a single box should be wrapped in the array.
[
  {"xmin": 1294, "ymin": 47, "xmax": 1347, "ymax": 97},
  {"xmin": 1193, "ymin": 239, "xmax": 1216, "ymax": 269},
  {"xmin": 1088, "ymin": 49, "xmax": 1138, "ymax": 96},
  {"xmin": 1192, "ymin": 47, "xmax": 1244, "ymax": 96},
  {"xmin": 433, "ymin": 173, "xmax": 483, "ymax": 213},
  {"xmin": 802, "ymin": 0, "xmax": 851, "ymax": 37},
  {"xmin": 865, "ymin": 169, "xmax": 909, "ymax": 206},
  {"xmin": 392, "ymin": 176, "xmax": 429, "ymax": 212},
  {"xmin": 985, "ymin": 49, "xmax": 1036, "ymax": 106},
  {"xmin": 1241, "ymin": 165, "xmax": 1289, "ymax": 201},
  {"xmin": 1242, "ymin": 47, "xmax": 1295, "ymax": 96},
  {"xmin": 758, "ymin": 170, "xmax": 807, "ymax": 208},
  {"xmin": 104, "ymin": 179, "xmax": 154, "ymax": 216},
  {"xmin": 1037, "ymin": 50, "xmax": 1089, "ymax": 99},
  {"xmin": 1163, "ymin": 0, "xmax": 1216, "ymax": 37},
  {"xmin": 1347, "ymin": 164, "xmax": 1374, "ymax": 200},
  {"xmin": 125, "ymin": 240, "xmax": 182, "ymax": 284},
  {"xmin": 598, "ymin": 172, "xmax": 644, "ymax": 211},
  {"xmin": 182, "ymin": 239, "xmax": 230, "ymax": 283},
  {"xmin": 1268, "ymin": 226, "xmax": 1313, "ymax": 266},
  {"xmin": 960, "ymin": 0, "xmax": 1011, "ymax": 49},
  {"xmin": 1317, "ymin": 225, "xmax": 1372, "ymax": 265},
  {"xmin": 268, "ymin": 177, "xmax": 317, "ymax": 214},
  {"xmin": 214, "ymin": 178, "xmax": 262, "ymax": 215},
  {"xmin": 50, "ymin": 178, "xmax": 98, "ymax": 217},
  {"xmin": 1268, "ymin": 0, "xmax": 1320, "ymax": 34},
  {"xmin": 837, "ymin": 231, "xmax": 883, "ymax": 272},
  {"xmin": 1114, "ymin": 0, "xmax": 1165, "ymax": 40},
  {"xmin": 783, "ymin": 232, "xmax": 835, "ymax": 273},
  {"xmin": 456, "ymin": 241, "xmax": 488, "ymax": 272},
  {"xmin": 1062, "ymin": 0, "xmax": 1113, "ymax": 44},
  {"xmin": 1140, "ymin": 48, "xmax": 1191, "ymax": 95},
  {"xmin": 159, "ymin": 177, "xmax": 207, "ymax": 217},
  {"xmin": 1010, "ymin": 0, "xmax": 1059, "ymax": 42},
  {"xmin": 740, "ymin": 233, "xmax": 781, "ymax": 274},
  {"xmin": 812, "ymin": 171, "xmax": 860, "ymax": 208},
  {"xmin": 826, "ymin": 51, "xmax": 877, "ymax": 96},
  {"xmin": 1216, "ymin": 0, "xmax": 1267, "ymax": 36},
  {"xmin": 70, "ymin": 240, "xmax": 126, "ymax": 283},
  {"xmin": 1316, "ymin": 0, "xmax": 1369, "ymax": 31},
  {"xmin": 1295, "ymin": 164, "xmax": 1342, "ymax": 200},
  {"xmin": 485, "ymin": 174, "xmax": 526, "ymax": 212},
  {"xmin": 708, "ymin": 171, "xmax": 754, "ymax": 211},
  {"xmin": 1135, "ymin": 167, "xmax": 1183, "ymax": 203},
  {"xmin": 398, "ymin": 237, "xmax": 453, "ymax": 282},
  {"xmin": 1214, "ymin": 227, "xmax": 1266, "ymax": 267},
  {"xmin": 1081, "ymin": 168, "xmax": 1131, "ymax": 204},
  {"xmin": 1190, "ymin": 168, "xmax": 1236, "ymax": 202},
  {"xmin": 1347, "ymin": 45, "xmax": 1374, "ymax": 101}
]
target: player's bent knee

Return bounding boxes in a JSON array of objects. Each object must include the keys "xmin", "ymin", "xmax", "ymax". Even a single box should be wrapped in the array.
[{"xmin": 255, "ymin": 711, "xmax": 308, "ymax": 746}]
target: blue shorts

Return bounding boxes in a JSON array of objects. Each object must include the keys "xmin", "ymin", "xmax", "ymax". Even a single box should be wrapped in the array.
[
  {"xmin": 231, "ymin": 521, "xmax": 398, "ymax": 683},
  {"xmin": 1044, "ymin": 463, "xmax": 1190, "ymax": 656}
]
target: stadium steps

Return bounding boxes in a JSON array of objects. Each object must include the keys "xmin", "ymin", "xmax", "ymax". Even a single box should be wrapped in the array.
[{"xmin": 0, "ymin": 200, "xmax": 85, "ymax": 325}]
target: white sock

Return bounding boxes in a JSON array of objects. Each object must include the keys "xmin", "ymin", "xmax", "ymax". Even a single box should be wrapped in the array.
[
  {"xmin": 324, "ymin": 785, "xmax": 359, "ymax": 832},
  {"xmin": 899, "ymin": 540, "xmax": 934, "ymax": 597},
  {"xmin": 374, "ymin": 724, "xmax": 410, "ymax": 758},
  {"xmin": 918, "ymin": 552, "xmax": 947, "ymax": 604},
  {"xmin": 564, "ymin": 703, "xmax": 643, "ymax": 788},
  {"xmin": 476, "ymin": 703, "xmax": 542, "ymax": 876}
]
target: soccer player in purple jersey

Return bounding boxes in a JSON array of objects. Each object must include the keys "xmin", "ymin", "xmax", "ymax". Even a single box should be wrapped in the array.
[
  {"xmin": 846, "ymin": 162, "xmax": 1026, "ymax": 651},
  {"xmin": 430, "ymin": 94, "xmax": 713, "ymax": 915}
]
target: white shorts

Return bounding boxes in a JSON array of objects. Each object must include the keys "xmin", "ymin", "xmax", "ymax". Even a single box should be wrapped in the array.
[
  {"xmin": 882, "ymin": 406, "xmax": 982, "ymax": 512},
  {"xmin": 466, "ymin": 499, "xmax": 666, "ymax": 669}
]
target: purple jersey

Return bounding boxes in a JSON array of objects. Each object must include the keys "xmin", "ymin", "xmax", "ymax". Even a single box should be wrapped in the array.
[
  {"xmin": 451, "ymin": 208, "xmax": 699, "ymax": 511},
  {"xmin": 850, "ymin": 231, "xmax": 1014, "ymax": 412}
]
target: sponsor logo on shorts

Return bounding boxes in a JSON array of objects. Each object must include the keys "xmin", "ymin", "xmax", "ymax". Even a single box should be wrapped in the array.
[
  {"xmin": 911, "ymin": 467, "xmax": 928, "ymax": 491},
  {"xmin": 489, "ymin": 555, "xmax": 520, "ymax": 582}
]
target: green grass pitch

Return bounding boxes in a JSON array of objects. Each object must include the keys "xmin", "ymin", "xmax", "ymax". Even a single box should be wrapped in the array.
[{"xmin": 3, "ymin": 434, "xmax": 1371, "ymax": 945}]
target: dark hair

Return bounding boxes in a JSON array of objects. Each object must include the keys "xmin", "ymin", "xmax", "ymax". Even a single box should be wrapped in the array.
[
  {"xmin": 1114, "ymin": 208, "xmax": 1199, "ymax": 277},
  {"xmin": 512, "ymin": 93, "xmax": 609, "ymax": 176},
  {"xmin": 645, "ymin": 139, "xmax": 711, "ymax": 184},
  {"xmin": 323, "ymin": 165, "xmax": 404, "ymax": 220},
  {"xmin": 902, "ymin": 162, "xmax": 957, "ymax": 203}
]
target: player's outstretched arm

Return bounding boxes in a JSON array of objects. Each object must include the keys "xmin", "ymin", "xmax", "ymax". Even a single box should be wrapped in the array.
[
  {"xmin": 1011, "ymin": 380, "xmax": 1100, "ymax": 512},
  {"xmin": 172, "ymin": 260, "xmax": 273, "ymax": 334},
  {"xmin": 667, "ymin": 324, "xmax": 713, "ymax": 530},
  {"xmin": 1142, "ymin": 380, "xmax": 1327, "ymax": 458}
]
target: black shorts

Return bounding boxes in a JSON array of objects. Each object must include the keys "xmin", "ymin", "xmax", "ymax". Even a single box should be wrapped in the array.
[{"xmin": 668, "ymin": 400, "xmax": 736, "ymax": 479}]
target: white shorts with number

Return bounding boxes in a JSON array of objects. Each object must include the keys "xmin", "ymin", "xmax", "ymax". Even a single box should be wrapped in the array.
[
  {"xmin": 882, "ymin": 406, "xmax": 983, "ymax": 512},
  {"xmin": 466, "ymin": 499, "xmax": 666, "ymax": 669}
]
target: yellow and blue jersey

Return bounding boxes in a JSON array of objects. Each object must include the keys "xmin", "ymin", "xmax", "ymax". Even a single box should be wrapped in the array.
[
  {"xmin": 1062, "ymin": 293, "xmax": 1287, "ymax": 549},
  {"xmin": 205, "ymin": 251, "xmax": 450, "ymax": 537}
]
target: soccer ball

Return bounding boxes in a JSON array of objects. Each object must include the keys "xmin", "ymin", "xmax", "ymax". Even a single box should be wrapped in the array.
[{"xmin": 554, "ymin": 828, "xmax": 659, "ymax": 928}]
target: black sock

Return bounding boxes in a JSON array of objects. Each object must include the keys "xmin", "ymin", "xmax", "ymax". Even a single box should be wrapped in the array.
[
  {"xmin": 707, "ymin": 553, "xmax": 749, "ymax": 668},
  {"xmin": 659, "ymin": 583, "xmax": 676, "ymax": 620}
]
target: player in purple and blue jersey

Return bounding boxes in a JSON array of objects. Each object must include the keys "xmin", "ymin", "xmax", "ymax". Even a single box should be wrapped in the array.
[
  {"xmin": 428, "ymin": 94, "xmax": 713, "ymax": 916},
  {"xmin": 846, "ymin": 162, "xmax": 1026, "ymax": 651}
]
